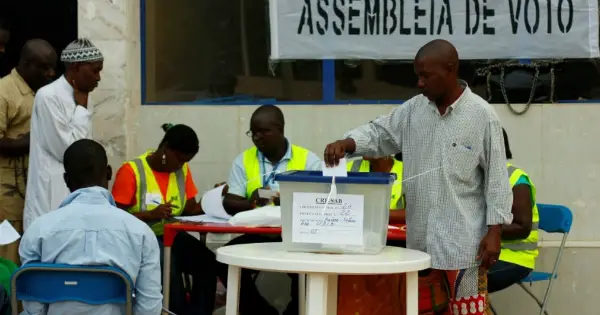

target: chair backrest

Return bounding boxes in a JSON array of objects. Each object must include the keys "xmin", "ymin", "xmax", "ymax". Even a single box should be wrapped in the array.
[
  {"xmin": 11, "ymin": 263, "xmax": 133, "ymax": 306},
  {"xmin": 537, "ymin": 203, "xmax": 573, "ymax": 234}
]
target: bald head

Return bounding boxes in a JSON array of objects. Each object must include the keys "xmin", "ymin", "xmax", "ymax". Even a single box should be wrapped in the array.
[
  {"xmin": 415, "ymin": 39, "xmax": 459, "ymax": 71},
  {"xmin": 414, "ymin": 40, "xmax": 462, "ymax": 103},
  {"xmin": 17, "ymin": 39, "xmax": 57, "ymax": 91},
  {"xmin": 251, "ymin": 104, "xmax": 285, "ymax": 128},
  {"xmin": 20, "ymin": 39, "xmax": 55, "ymax": 65}
]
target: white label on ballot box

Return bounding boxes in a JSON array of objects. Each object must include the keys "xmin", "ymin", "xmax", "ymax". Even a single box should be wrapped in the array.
[{"xmin": 292, "ymin": 192, "xmax": 364, "ymax": 246}]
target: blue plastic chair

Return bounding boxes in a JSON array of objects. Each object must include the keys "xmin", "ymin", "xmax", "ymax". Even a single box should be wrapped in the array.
[
  {"xmin": 10, "ymin": 263, "xmax": 134, "ymax": 315},
  {"xmin": 517, "ymin": 204, "xmax": 573, "ymax": 315}
]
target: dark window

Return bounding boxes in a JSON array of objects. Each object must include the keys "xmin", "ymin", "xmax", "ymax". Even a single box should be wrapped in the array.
[
  {"xmin": 142, "ymin": 0, "xmax": 322, "ymax": 104},
  {"xmin": 334, "ymin": 59, "xmax": 600, "ymax": 103},
  {"xmin": 0, "ymin": 0, "xmax": 77, "ymax": 77}
]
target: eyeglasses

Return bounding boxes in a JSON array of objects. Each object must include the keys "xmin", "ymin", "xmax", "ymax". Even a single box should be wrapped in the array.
[
  {"xmin": 246, "ymin": 130, "xmax": 256, "ymax": 137},
  {"xmin": 246, "ymin": 130, "xmax": 272, "ymax": 138}
]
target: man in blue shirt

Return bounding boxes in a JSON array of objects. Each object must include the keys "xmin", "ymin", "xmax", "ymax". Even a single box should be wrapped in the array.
[
  {"xmin": 19, "ymin": 139, "xmax": 162, "ymax": 315},
  {"xmin": 224, "ymin": 104, "xmax": 322, "ymax": 213},
  {"xmin": 220, "ymin": 105, "xmax": 322, "ymax": 315}
]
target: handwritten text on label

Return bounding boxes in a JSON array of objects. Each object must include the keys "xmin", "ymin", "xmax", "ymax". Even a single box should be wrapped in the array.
[{"xmin": 292, "ymin": 192, "xmax": 364, "ymax": 246}]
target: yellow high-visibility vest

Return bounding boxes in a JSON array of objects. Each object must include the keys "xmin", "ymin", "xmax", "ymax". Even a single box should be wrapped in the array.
[
  {"xmin": 242, "ymin": 145, "xmax": 309, "ymax": 199},
  {"xmin": 126, "ymin": 151, "xmax": 188, "ymax": 236},
  {"xmin": 346, "ymin": 158, "xmax": 405, "ymax": 209},
  {"xmin": 499, "ymin": 163, "xmax": 539, "ymax": 269}
]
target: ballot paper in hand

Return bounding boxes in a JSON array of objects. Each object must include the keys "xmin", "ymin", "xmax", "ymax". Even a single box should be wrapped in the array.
[
  {"xmin": 322, "ymin": 158, "xmax": 348, "ymax": 177},
  {"xmin": 200, "ymin": 185, "xmax": 231, "ymax": 220},
  {"xmin": 0, "ymin": 220, "xmax": 20, "ymax": 245}
]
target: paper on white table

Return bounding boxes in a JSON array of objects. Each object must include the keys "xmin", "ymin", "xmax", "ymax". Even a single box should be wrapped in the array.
[
  {"xmin": 292, "ymin": 192, "xmax": 364, "ymax": 246},
  {"xmin": 174, "ymin": 214, "xmax": 229, "ymax": 223},
  {"xmin": 200, "ymin": 185, "xmax": 231, "ymax": 220},
  {"xmin": 229, "ymin": 206, "xmax": 281, "ymax": 227},
  {"xmin": 0, "ymin": 220, "xmax": 20, "ymax": 245},
  {"xmin": 322, "ymin": 158, "xmax": 347, "ymax": 177}
]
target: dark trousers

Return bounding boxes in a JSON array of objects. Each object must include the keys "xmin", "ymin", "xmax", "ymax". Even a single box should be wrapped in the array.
[
  {"xmin": 487, "ymin": 260, "xmax": 532, "ymax": 293},
  {"xmin": 216, "ymin": 234, "xmax": 297, "ymax": 315},
  {"xmin": 158, "ymin": 233, "xmax": 217, "ymax": 315}
]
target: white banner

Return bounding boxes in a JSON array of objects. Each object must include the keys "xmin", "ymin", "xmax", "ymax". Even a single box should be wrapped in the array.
[{"xmin": 269, "ymin": 0, "xmax": 600, "ymax": 60}]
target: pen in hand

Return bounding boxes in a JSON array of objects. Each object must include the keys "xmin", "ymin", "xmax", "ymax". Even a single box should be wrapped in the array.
[{"xmin": 151, "ymin": 198, "xmax": 174, "ymax": 220}]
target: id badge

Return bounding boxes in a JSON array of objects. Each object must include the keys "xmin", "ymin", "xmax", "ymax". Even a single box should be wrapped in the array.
[{"xmin": 144, "ymin": 193, "xmax": 163, "ymax": 210}]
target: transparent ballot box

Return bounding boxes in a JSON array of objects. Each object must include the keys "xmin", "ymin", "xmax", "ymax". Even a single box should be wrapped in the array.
[{"xmin": 274, "ymin": 171, "xmax": 396, "ymax": 254}]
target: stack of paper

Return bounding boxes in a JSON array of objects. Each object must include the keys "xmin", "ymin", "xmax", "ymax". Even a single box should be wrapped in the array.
[
  {"xmin": 229, "ymin": 206, "xmax": 281, "ymax": 227},
  {"xmin": 175, "ymin": 185, "xmax": 231, "ymax": 223}
]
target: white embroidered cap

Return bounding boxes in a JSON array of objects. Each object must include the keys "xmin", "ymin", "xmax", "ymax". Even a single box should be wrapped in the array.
[{"xmin": 60, "ymin": 38, "xmax": 104, "ymax": 63}]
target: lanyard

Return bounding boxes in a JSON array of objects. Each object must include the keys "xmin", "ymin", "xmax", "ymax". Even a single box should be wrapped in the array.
[{"xmin": 261, "ymin": 158, "xmax": 282, "ymax": 187}]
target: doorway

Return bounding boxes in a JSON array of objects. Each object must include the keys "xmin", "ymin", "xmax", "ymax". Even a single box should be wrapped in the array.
[{"xmin": 0, "ymin": 0, "xmax": 77, "ymax": 77}]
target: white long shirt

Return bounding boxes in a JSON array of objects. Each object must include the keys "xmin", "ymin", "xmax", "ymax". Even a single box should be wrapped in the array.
[{"xmin": 23, "ymin": 76, "xmax": 91, "ymax": 230}]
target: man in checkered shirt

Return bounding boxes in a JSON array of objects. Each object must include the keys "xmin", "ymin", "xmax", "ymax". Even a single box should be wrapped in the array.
[{"xmin": 324, "ymin": 39, "xmax": 513, "ymax": 315}]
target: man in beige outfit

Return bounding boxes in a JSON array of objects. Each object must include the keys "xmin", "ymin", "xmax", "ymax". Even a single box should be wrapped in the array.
[{"xmin": 0, "ymin": 39, "xmax": 56, "ymax": 264}]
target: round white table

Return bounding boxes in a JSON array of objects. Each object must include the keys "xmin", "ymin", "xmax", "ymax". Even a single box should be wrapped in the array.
[{"xmin": 216, "ymin": 242, "xmax": 431, "ymax": 315}]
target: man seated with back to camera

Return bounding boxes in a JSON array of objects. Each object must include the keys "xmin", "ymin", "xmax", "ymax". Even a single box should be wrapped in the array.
[
  {"xmin": 19, "ymin": 139, "xmax": 162, "ymax": 315},
  {"xmin": 219, "ymin": 104, "xmax": 322, "ymax": 315}
]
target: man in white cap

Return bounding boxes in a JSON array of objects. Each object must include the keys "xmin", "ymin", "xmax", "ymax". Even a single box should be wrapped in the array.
[{"xmin": 23, "ymin": 38, "xmax": 104, "ymax": 230}]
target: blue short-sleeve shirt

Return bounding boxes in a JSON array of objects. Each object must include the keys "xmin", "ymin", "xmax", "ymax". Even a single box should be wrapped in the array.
[{"xmin": 227, "ymin": 140, "xmax": 322, "ymax": 197}]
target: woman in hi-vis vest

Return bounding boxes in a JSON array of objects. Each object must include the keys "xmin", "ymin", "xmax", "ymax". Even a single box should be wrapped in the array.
[
  {"xmin": 111, "ymin": 123, "xmax": 223, "ymax": 315},
  {"xmin": 112, "ymin": 123, "xmax": 205, "ymax": 236}
]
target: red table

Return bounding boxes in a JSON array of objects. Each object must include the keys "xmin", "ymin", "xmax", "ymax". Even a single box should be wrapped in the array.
[
  {"xmin": 163, "ymin": 222, "xmax": 406, "ymax": 247},
  {"xmin": 161, "ymin": 222, "xmax": 407, "ymax": 314}
]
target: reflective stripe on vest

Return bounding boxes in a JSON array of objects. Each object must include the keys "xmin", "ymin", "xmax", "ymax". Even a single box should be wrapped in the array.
[
  {"xmin": 243, "ymin": 145, "xmax": 310, "ymax": 199},
  {"xmin": 499, "ymin": 163, "xmax": 539, "ymax": 269},
  {"xmin": 126, "ymin": 151, "xmax": 188, "ymax": 235},
  {"xmin": 347, "ymin": 159, "xmax": 404, "ymax": 209},
  {"xmin": 349, "ymin": 160, "xmax": 368, "ymax": 172},
  {"xmin": 132, "ymin": 158, "xmax": 186, "ymax": 213}
]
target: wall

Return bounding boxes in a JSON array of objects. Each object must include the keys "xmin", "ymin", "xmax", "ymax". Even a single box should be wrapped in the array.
[
  {"xmin": 78, "ymin": 0, "xmax": 140, "ymax": 172},
  {"xmin": 80, "ymin": 0, "xmax": 598, "ymax": 313}
]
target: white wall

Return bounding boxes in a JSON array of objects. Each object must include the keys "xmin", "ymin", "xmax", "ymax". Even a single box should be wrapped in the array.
[{"xmin": 79, "ymin": 0, "xmax": 599, "ymax": 313}]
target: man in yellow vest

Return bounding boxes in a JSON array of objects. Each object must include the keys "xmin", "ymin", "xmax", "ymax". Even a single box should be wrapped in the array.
[
  {"xmin": 487, "ymin": 128, "xmax": 539, "ymax": 292},
  {"xmin": 221, "ymin": 104, "xmax": 321, "ymax": 315},
  {"xmin": 224, "ymin": 104, "xmax": 321, "ymax": 213}
]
